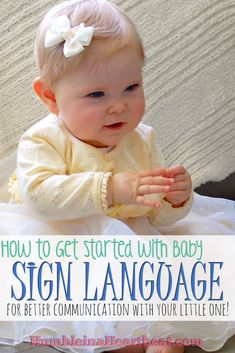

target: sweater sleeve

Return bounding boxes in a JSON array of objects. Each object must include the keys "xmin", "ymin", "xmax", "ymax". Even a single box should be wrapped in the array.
[
  {"xmin": 17, "ymin": 127, "xmax": 111, "ymax": 220},
  {"xmin": 146, "ymin": 128, "xmax": 192, "ymax": 226}
]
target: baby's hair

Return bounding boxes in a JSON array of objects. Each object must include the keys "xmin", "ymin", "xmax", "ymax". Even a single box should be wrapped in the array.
[{"xmin": 34, "ymin": 0, "xmax": 145, "ymax": 87}]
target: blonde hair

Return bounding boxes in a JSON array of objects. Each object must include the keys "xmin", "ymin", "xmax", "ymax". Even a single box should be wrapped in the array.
[{"xmin": 34, "ymin": 0, "xmax": 145, "ymax": 87}]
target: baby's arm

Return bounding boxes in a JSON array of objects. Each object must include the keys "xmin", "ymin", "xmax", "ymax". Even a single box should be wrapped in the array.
[
  {"xmin": 17, "ymin": 125, "xmax": 172, "ymax": 220},
  {"xmin": 17, "ymin": 128, "xmax": 112, "ymax": 220}
]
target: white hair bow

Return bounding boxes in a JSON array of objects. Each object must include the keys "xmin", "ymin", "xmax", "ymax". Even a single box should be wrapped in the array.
[{"xmin": 45, "ymin": 15, "xmax": 95, "ymax": 58}]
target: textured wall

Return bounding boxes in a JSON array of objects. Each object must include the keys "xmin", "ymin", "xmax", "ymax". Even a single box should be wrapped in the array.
[{"xmin": 0, "ymin": 0, "xmax": 235, "ymax": 188}]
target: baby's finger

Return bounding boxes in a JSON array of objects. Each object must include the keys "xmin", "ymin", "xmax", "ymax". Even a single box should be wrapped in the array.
[
  {"xmin": 139, "ymin": 168, "xmax": 171, "ymax": 178},
  {"xmin": 168, "ymin": 165, "xmax": 186, "ymax": 176},
  {"xmin": 136, "ymin": 195, "xmax": 161, "ymax": 209},
  {"xmin": 168, "ymin": 181, "xmax": 189, "ymax": 191},
  {"xmin": 138, "ymin": 184, "xmax": 170, "ymax": 195},
  {"xmin": 165, "ymin": 190, "xmax": 188, "ymax": 202},
  {"xmin": 140, "ymin": 176, "xmax": 174, "ymax": 186},
  {"xmin": 173, "ymin": 173, "xmax": 191, "ymax": 181}
]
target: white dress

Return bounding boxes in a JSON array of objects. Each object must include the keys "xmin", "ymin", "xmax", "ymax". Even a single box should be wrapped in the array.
[
  {"xmin": 0, "ymin": 192, "xmax": 234, "ymax": 236},
  {"xmin": 0, "ymin": 193, "xmax": 235, "ymax": 353}
]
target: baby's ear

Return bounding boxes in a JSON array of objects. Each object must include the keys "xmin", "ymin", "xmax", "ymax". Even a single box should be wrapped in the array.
[{"xmin": 33, "ymin": 77, "xmax": 59, "ymax": 115}]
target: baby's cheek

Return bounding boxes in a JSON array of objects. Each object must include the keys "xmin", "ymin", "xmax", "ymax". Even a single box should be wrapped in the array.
[
  {"xmin": 85, "ymin": 108, "xmax": 104, "ymax": 124},
  {"xmin": 136, "ymin": 98, "xmax": 145, "ymax": 117},
  {"xmin": 135, "ymin": 105, "xmax": 145, "ymax": 123}
]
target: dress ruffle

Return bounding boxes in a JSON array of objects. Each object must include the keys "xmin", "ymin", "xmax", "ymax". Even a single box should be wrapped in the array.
[
  {"xmin": 0, "ymin": 193, "xmax": 234, "ymax": 352},
  {"xmin": 0, "ymin": 320, "xmax": 235, "ymax": 352}
]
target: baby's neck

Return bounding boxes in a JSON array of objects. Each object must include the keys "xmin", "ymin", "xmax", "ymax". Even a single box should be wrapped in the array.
[{"xmin": 97, "ymin": 145, "xmax": 115, "ymax": 152}]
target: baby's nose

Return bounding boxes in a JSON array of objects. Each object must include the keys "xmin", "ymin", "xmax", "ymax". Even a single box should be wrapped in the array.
[{"xmin": 107, "ymin": 99, "xmax": 127, "ymax": 114}]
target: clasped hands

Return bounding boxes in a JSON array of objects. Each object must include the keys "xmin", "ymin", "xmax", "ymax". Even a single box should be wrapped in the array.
[{"xmin": 107, "ymin": 165, "xmax": 192, "ymax": 209}]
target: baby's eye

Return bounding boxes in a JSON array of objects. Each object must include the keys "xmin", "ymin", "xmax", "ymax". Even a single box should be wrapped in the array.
[
  {"xmin": 125, "ymin": 84, "xmax": 139, "ymax": 92},
  {"xmin": 87, "ymin": 91, "xmax": 105, "ymax": 98}
]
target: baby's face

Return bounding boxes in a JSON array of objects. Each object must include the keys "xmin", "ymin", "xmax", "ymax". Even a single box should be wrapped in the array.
[{"xmin": 53, "ymin": 47, "xmax": 145, "ymax": 147}]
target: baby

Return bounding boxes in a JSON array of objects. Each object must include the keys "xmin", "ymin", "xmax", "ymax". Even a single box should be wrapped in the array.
[
  {"xmin": 10, "ymin": 0, "xmax": 192, "ymax": 235},
  {"xmin": 9, "ymin": 0, "xmax": 193, "ymax": 352}
]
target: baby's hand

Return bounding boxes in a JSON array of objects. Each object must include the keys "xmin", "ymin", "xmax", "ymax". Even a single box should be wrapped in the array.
[
  {"xmin": 108, "ymin": 168, "xmax": 174, "ymax": 208},
  {"xmin": 164, "ymin": 165, "xmax": 192, "ymax": 207}
]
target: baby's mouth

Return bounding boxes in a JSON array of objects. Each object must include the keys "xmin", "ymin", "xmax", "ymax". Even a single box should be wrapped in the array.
[{"xmin": 103, "ymin": 122, "xmax": 125, "ymax": 130}]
